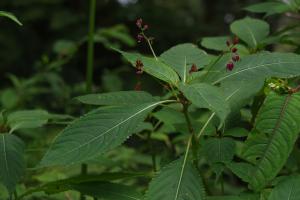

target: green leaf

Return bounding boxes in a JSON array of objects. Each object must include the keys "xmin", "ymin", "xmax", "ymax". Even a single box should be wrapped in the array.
[
  {"xmin": 207, "ymin": 194, "xmax": 259, "ymax": 200},
  {"xmin": 0, "ymin": 11, "xmax": 22, "ymax": 26},
  {"xmin": 201, "ymin": 36, "xmax": 228, "ymax": 51},
  {"xmin": 73, "ymin": 182, "xmax": 142, "ymax": 200},
  {"xmin": 203, "ymin": 137, "xmax": 236, "ymax": 164},
  {"xmin": 179, "ymin": 83, "xmax": 230, "ymax": 125},
  {"xmin": 160, "ymin": 43, "xmax": 211, "ymax": 82},
  {"xmin": 0, "ymin": 134, "xmax": 25, "ymax": 193},
  {"xmin": 19, "ymin": 172, "xmax": 148, "ymax": 198},
  {"xmin": 242, "ymin": 93, "xmax": 300, "ymax": 190},
  {"xmin": 76, "ymin": 91, "xmax": 157, "ymax": 106},
  {"xmin": 268, "ymin": 174, "xmax": 300, "ymax": 200},
  {"xmin": 230, "ymin": 17, "xmax": 269, "ymax": 48},
  {"xmin": 227, "ymin": 162, "xmax": 254, "ymax": 183},
  {"xmin": 212, "ymin": 52, "xmax": 300, "ymax": 85},
  {"xmin": 7, "ymin": 110, "xmax": 49, "ymax": 133},
  {"xmin": 145, "ymin": 158, "xmax": 206, "ymax": 200},
  {"xmin": 244, "ymin": 2, "xmax": 290, "ymax": 16},
  {"xmin": 39, "ymin": 100, "xmax": 173, "ymax": 167},
  {"xmin": 116, "ymin": 50, "xmax": 179, "ymax": 85}
]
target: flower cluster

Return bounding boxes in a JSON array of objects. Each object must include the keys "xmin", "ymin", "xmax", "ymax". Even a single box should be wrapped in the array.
[
  {"xmin": 136, "ymin": 18, "xmax": 149, "ymax": 43},
  {"xmin": 226, "ymin": 36, "xmax": 240, "ymax": 71}
]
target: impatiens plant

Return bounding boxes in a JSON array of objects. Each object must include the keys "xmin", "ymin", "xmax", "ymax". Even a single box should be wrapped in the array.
[{"xmin": 2, "ymin": 1, "xmax": 300, "ymax": 200}]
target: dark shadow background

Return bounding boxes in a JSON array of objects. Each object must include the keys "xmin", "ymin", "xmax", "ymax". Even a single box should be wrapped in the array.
[{"xmin": 0, "ymin": 0, "xmax": 265, "ymax": 83}]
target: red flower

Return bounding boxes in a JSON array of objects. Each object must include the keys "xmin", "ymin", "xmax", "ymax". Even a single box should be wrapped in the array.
[
  {"xmin": 137, "ymin": 34, "xmax": 144, "ymax": 43},
  {"xmin": 189, "ymin": 64, "xmax": 198, "ymax": 74},
  {"xmin": 232, "ymin": 54, "xmax": 240, "ymax": 62},
  {"xmin": 226, "ymin": 62, "xmax": 234, "ymax": 71},
  {"xmin": 143, "ymin": 24, "xmax": 149, "ymax": 31},
  {"xmin": 136, "ymin": 18, "xmax": 143, "ymax": 29},
  {"xmin": 231, "ymin": 47, "xmax": 237, "ymax": 53},
  {"xmin": 233, "ymin": 36, "xmax": 239, "ymax": 45}
]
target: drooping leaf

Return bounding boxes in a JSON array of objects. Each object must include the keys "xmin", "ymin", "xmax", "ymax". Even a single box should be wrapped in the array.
[
  {"xmin": 76, "ymin": 91, "xmax": 157, "ymax": 106},
  {"xmin": 242, "ymin": 92, "xmax": 300, "ymax": 190},
  {"xmin": 212, "ymin": 52, "xmax": 300, "ymax": 85},
  {"xmin": 73, "ymin": 182, "xmax": 142, "ymax": 200},
  {"xmin": 244, "ymin": 2, "xmax": 290, "ymax": 16},
  {"xmin": 0, "ymin": 11, "xmax": 22, "ymax": 25},
  {"xmin": 19, "ymin": 172, "xmax": 148, "ymax": 198},
  {"xmin": 160, "ymin": 43, "xmax": 211, "ymax": 82},
  {"xmin": 145, "ymin": 158, "xmax": 206, "ymax": 200},
  {"xmin": 227, "ymin": 162, "xmax": 254, "ymax": 183},
  {"xmin": 230, "ymin": 17, "xmax": 269, "ymax": 48},
  {"xmin": 268, "ymin": 174, "xmax": 300, "ymax": 200},
  {"xmin": 203, "ymin": 137, "xmax": 236, "ymax": 164},
  {"xmin": 115, "ymin": 49, "xmax": 179, "ymax": 85},
  {"xmin": 0, "ymin": 134, "xmax": 25, "ymax": 193},
  {"xmin": 179, "ymin": 83, "xmax": 230, "ymax": 125},
  {"xmin": 39, "ymin": 100, "xmax": 173, "ymax": 167}
]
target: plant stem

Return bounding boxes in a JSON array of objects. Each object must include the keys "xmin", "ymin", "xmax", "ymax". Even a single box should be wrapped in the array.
[
  {"xmin": 81, "ymin": 1, "xmax": 96, "ymax": 200},
  {"xmin": 141, "ymin": 33, "xmax": 158, "ymax": 60},
  {"xmin": 86, "ymin": 0, "xmax": 96, "ymax": 93},
  {"xmin": 147, "ymin": 132, "xmax": 157, "ymax": 172}
]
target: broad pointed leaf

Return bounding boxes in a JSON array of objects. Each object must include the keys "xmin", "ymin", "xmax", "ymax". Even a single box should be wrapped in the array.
[
  {"xmin": 212, "ymin": 52, "xmax": 300, "ymax": 85},
  {"xmin": 160, "ymin": 43, "xmax": 211, "ymax": 82},
  {"xmin": 179, "ymin": 83, "xmax": 230, "ymax": 124},
  {"xmin": 230, "ymin": 17, "xmax": 269, "ymax": 48},
  {"xmin": 268, "ymin": 175, "xmax": 300, "ymax": 200},
  {"xmin": 116, "ymin": 50, "xmax": 179, "ymax": 85},
  {"xmin": 242, "ymin": 93, "xmax": 300, "ymax": 190},
  {"xmin": 76, "ymin": 91, "xmax": 157, "ymax": 106},
  {"xmin": 0, "ymin": 134, "xmax": 25, "ymax": 193},
  {"xmin": 145, "ymin": 158, "xmax": 206, "ymax": 200},
  {"xmin": 39, "ymin": 100, "xmax": 173, "ymax": 167}
]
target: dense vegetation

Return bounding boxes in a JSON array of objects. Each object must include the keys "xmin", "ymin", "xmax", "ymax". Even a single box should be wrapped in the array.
[{"xmin": 1, "ymin": 0, "xmax": 300, "ymax": 199}]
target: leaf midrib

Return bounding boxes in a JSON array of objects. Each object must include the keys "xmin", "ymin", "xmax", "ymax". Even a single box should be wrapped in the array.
[
  {"xmin": 42, "ymin": 100, "xmax": 173, "ymax": 164},
  {"xmin": 213, "ymin": 61, "xmax": 300, "ymax": 84}
]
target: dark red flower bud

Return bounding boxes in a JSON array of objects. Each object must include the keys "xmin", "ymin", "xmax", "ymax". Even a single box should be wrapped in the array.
[
  {"xmin": 226, "ymin": 62, "xmax": 234, "ymax": 71},
  {"xmin": 189, "ymin": 64, "xmax": 198, "ymax": 74},
  {"xmin": 134, "ymin": 82, "xmax": 142, "ymax": 91},
  {"xmin": 137, "ymin": 34, "xmax": 144, "ymax": 43},
  {"xmin": 143, "ymin": 24, "xmax": 149, "ymax": 31},
  {"xmin": 232, "ymin": 54, "xmax": 240, "ymax": 62},
  {"xmin": 231, "ymin": 47, "xmax": 237, "ymax": 53},
  {"xmin": 136, "ymin": 18, "xmax": 143, "ymax": 28},
  {"xmin": 233, "ymin": 36, "xmax": 239, "ymax": 45},
  {"xmin": 226, "ymin": 40, "xmax": 231, "ymax": 47}
]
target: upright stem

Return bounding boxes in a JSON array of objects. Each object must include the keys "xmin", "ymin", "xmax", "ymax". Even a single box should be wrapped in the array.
[
  {"xmin": 81, "ymin": 1, "xmax": 96, "ymax": 199},
  {"xmin": 86, "ymin": 0, "xmax": 96, "ymax": 93}
]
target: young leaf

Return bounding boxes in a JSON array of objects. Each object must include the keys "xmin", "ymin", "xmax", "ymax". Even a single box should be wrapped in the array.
[
  {"xmin": 212, "ymin": 52, "xmax": 300, "ymax": 85},
  {"xmin": 230, "ymin": 17, "xmax": 269, "ymax": 48},
  {"xmin": 0, "ymin": 11, "xmax": 22, "ymax": 26},
  {"xmin": 242, "ymin": 93, "xmax": 300, "ymax": 190},
  {"xmin": 268, "ymin": 174, "xmax": 300, "ymax": 200},
  {"xmin": 72, "ymin": 182, "xmax": 143, "ymax": 200},
  {"xmin": 39, "ymin": 100, "xmax": 173, "ymax": 167},
  {"xmin": 160, "ymin": 43, "xmax": 211, "ymax": 82},
  {"xmin": 76, "ymin": 91, "xmax": 157, "ymax": 106},
  {"xmin": 115, "ymin": 49, "xmax": 179, "ymax": 85},
  {"xmin": 203, "ymin": 137, "xmax": 236, "ymax": 164},
  {"xmin": 0, "ymin": 134, "xmax": 25, "ymax": 193},
  {"xmin": 179, "ymin": 83, "xmax": 230, "ymax": 125},
  {"xmin": 145, "ymin": 158, "xmax": 206, "ymax": 200}
]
